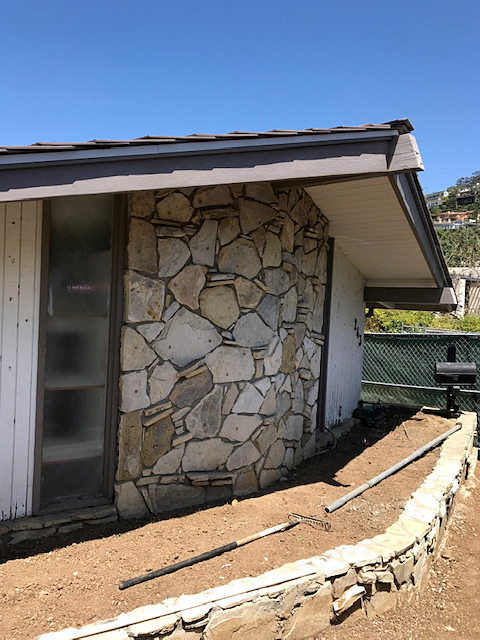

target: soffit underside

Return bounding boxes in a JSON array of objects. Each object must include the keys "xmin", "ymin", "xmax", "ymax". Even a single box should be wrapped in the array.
[{"xmin": 306, "ymin": 176, "xmax": 436, "ymax": 288}]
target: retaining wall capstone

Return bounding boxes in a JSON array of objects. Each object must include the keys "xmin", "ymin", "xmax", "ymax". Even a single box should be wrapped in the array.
[{"xmin": 35, "ymin": 411, "xmax": 477, "ymax": 640}]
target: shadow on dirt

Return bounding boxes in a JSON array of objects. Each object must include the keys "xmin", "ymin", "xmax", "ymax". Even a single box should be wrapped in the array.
[{"xmin": 1, "ymin": 406, "xmax": 421, "ymax": 563}]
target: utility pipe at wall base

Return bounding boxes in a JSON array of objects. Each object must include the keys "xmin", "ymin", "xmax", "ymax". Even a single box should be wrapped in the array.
[{"xmin": 325, "ymin": 423, "xmax": 462, "ymax": 514}]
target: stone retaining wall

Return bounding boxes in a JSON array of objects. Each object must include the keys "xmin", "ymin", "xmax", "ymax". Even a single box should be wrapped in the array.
[
  {"xmin": 116, "ymin": 183, "xmax": 329, "ymax": 518},
  {"xmin": 36, "ymin": 412, "xmax": 477, "ymax": 640}
]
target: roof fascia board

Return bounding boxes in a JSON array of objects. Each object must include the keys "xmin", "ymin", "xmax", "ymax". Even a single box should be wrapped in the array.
[
  {"xmin": 0, "ymin": 134, "xmax": 425, "ymax": 204},
  {"xmin": 389, "ymin": 173, "xmax": 452, "ymax": 289},
  {"xmin": 387, "ymin": 133, "xmax": 424, "ymax": 172},
  {"xmin": 0, "ymin": 130, "xmax": 397, "ymax": 169},
  {"xmin": 365, "ymin": 286, "xmax": 457, "ymax": 312}
]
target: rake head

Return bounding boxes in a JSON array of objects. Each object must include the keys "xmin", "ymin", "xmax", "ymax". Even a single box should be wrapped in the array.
[{"xmin": 288, "ymin": 512, "xmax": 332, "ymax": 532}]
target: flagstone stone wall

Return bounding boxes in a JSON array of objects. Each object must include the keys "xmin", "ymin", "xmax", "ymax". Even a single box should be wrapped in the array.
[{"xmin": 115, "ymin": 182, "xmax": 329, "ymax": 518}]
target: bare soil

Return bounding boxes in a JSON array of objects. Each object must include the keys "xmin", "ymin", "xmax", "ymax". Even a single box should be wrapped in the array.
[{"xmin": 0, "ymin": 410, "xmax": 470, "ymax": 639}]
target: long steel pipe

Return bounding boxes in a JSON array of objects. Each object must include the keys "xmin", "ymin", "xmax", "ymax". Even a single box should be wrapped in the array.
[{"xmin": 325, "ymin": 422, "xmax": 462, "ymax": 514}]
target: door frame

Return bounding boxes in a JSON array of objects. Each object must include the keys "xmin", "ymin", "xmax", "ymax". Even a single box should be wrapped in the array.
[{"xmin": 32, "ymin": 194, "xmax": 126, "ymax": 514}]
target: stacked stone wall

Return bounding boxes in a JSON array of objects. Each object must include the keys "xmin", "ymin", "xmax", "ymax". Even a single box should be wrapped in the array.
[{"xmin": 116, "ymin": 182, "xmax": 329, "ymax": 517}]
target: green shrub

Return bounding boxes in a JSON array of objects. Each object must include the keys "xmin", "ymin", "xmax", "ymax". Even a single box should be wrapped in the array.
[{"xmin": 365, "ymin": 310, "xmax": 480, "ymax": 333}]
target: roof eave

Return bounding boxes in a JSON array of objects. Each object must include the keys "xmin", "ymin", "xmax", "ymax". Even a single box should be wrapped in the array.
[{"xmin": 0, "ymin": 129, "xmax": 424, "ymax": 203}]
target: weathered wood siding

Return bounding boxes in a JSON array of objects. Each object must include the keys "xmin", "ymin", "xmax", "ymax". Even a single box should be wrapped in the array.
[
  {"xmin": 0, "ymin": 201, "xmax": 42, "ymax": 520},
  {"xmin": 325, "ymin": 243, "xmax": 365, "ymax": 427}
]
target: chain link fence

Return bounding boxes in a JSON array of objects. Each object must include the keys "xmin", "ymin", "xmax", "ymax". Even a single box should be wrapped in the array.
[{"xmin": 362, "ymin": 329, "xmax": 480, "ymax": 412}]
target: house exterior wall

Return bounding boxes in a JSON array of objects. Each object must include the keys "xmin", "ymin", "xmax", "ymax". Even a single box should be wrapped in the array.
[
  {"xmin": 0, "ymin": 201, "xmax": 42, "ymax": 520},
  {"xmin": 115, "ymin": 183, "xmax": 329, "ymax": 517},
  {"xmin": 325, "ymin": 243, "xmax": 365, "ymax": 427}
]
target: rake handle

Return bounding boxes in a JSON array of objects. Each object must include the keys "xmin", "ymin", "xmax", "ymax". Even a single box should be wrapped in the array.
[{"xmin": 118, "ymin": 520, "xmax": 298, "ymax": 590}]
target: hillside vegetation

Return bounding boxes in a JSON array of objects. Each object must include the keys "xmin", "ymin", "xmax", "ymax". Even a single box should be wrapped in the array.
[{"xmin": 365, "ymin": 309, "xmax": 480, "ymax": 333}]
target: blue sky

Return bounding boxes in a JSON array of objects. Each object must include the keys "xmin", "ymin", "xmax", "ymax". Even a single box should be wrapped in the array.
[{"xmin": 1, "ymin": 0, "xmax": 478, "ymax": 193}]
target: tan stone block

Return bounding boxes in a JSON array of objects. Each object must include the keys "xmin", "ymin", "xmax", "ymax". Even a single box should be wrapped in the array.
[
  {"xmin": 391, "ymin": 556, "xmax": 414, "ymax": 585},
  {"xmin": 332, "ymin": 584, "xmax": 365, "ymax": 616},
  {"xmin": 128, "ymin": 613, "xmax": 179, "ymax": 636},
  {"xmin": 239, "ymin": 198, "xmax": 278, "ymax": 235},
  {"xmin": 283, "ymin": 584, "xmax": 333, "ymax": 639},
  {"xmin": 156, "ymin": 191, "xmax": 194, "ymax": 223},
  {"xmin": 262, "ymin": 232, "xmax": 282, "ymax": 267},
  {"xmin": 189, "ymin": 219, "xmax": 218, "ymax": 266},
  {"xmin": 251, "ymin": 226, "xmax": 266, "ymax": 254},
  {"xmin": 192, "ymin": 185, "xmax": 234, "ymax": 209},
  {"xmin": 244, "ymin": 182, "xmax": 277, "ymax": 205},
  {"xmin": 168, "ymin": 264, "xmax": 208, "ymax": 310},
  {"xmin": 115, "ymin": 481, "xmax": 149, "ymax": 519},
  {"xmin": 332, "ymin": 567, "xmax": 357, "ymax": 598},
  {"xmin": 127, "ymin": 218, "xmax": 157, "ymax": 274},
  {"xmin": 280, "ymin": 334, "xmax": 296, "ymax": 374},
  {"xmin": 218, "ymin": 216, "xmax": 241, "ymax": 246},
  {"xmin": 124, "ymin": 270, "xmax": 165, "ymax": 323},
  {"xmin": 281, "ymin": 216, "xmax": 295, "ymax": 253},
  {"xmin": 365, "ymin": 587, "xmax": 396, "ymax": 617},
  {"xmin": 233, "ymin": 277, "xmax": 264, "ymax": 309},
  {"xmin": 141, "ymin": 416, "xmax": 174, "ymax": 467},
  {"xmin": 204, "ymin": 601, "xmax": 278, "ymax": 640},
  {"xmin": 218, "ymin": 238, "xmax": 262, "ymax": 279},
  {"xmin": 233, "ymin": 468, "xmax": 258, "ymax": 496},
  {"xmin": 129, "ymin": 190, "xmax": 155, "ymax": 218},
  {"xmin": 121, "ymin": 327, "xmax": 156, "ymax": 372},
  {"xmin": 200, "ymin": 285, "xmax": 240, "ymax": 329}
]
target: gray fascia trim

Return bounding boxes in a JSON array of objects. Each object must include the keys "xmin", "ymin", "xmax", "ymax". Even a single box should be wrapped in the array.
[
  {"xmin": 390, "ymin": 173, "xmax": 453, "ymax": 289},
  {"xmin": 0, "ymin": 130, "xmax": 398, "ymax": 169},
  {"xmin": 411, "ymin": 172, "xmax": 452, "ymax": 282},
  {"xmin": 0, "ymin": 136, "xmax": 407, "ymax": 202},
  {"xmin": 364, "ymin": 286, "xmax": 457, "ymax": 312}
]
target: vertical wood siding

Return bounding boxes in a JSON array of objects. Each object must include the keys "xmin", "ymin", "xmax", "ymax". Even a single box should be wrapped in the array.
[
  {"xmin": 0, "ymin": 201, "xmax": 42, "ymax": 520},
  {"xmin": 325, "ymin": 244, "xmax": 365, "ymax": 428}
]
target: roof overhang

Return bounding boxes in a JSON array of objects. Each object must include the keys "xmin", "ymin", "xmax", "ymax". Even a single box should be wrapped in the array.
[
  {"xmin": 0, "ymin": 121, "xmax": 455, "ymax": 312},
  {"xmin": 0, "ymin": 127, "xmax": 420, "ymax": 202},
  {"xmin": 305, "ymin": 172, "xmax": 455, "ymax": 312}
]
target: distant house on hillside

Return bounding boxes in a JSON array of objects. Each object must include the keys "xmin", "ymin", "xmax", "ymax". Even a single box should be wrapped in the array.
[
  {"xmin": 434, "ymin": 211, "xmax": 475, "ymax": 230},
  {"xmin": 457, "ymin": 188, "xmax": 476, "ymax": 207},
  {"xmin": 425, "ymin": 190, "xmax": 449, "ymax": 209}
]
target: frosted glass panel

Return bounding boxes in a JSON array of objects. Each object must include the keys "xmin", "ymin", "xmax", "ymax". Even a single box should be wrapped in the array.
[
  {"xmin": 42, "ymin": 458, "xmax": 104, "ymax": 502},
  {"xmin": 40, "ymin": 195, "xmax": 114, "ymax": 507},
  {"xmin": 45, "ymin": 317, "xmax": 109, "ymax": 388},
  {"xmin": 43, "ymin": 388, "xmax": 106, "ymax": 463},
  {"xmin": 48, "ymin": 195, "xmax": 112, "ymax": 316}
]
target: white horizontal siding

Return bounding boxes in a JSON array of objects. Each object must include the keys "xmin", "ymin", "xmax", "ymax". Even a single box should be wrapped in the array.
[
  {"xmin": 325, "ymin": 243, "xmax": 365, "ymax": 428},
  {"xmin": 0, "ymin": 201, "xmax": 42, "ymax": 520}
]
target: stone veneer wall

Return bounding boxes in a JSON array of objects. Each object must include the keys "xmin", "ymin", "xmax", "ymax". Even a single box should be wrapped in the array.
[{"xmin": 115, "ymin": 183, "xmax": 329, "ymax": 518}]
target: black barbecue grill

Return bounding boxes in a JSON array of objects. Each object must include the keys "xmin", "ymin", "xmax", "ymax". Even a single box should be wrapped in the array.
[{"xmin": 434, "ymin": 346, "xmax": 477, "ymax": 416}]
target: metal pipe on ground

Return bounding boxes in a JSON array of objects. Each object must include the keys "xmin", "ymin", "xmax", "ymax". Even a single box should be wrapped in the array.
[{"xmin": 325, "ymin": 422, "xmax": 462, "ymax": 514}]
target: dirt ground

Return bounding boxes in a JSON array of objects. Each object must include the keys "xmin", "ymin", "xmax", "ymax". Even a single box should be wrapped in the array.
[{"xmin": 0, "ymin": 410, "xmax": 474, "ymax": 639}]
